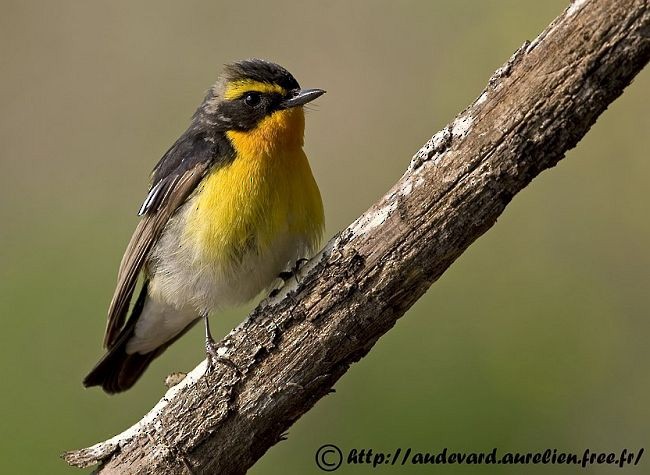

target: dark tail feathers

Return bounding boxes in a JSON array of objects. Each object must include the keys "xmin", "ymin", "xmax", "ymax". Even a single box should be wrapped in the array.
[
  {"xmin": 83, "ymin": 282, "xmax": 164, "ymax": 394},
  {"xmin": 84, "ymin": 282, "xmax": 199, "ymax": 393}
]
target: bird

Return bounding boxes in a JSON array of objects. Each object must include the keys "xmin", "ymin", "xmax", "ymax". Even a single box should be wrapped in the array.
[{"xmin": 83, "ymin": 59, "xmax": 325, "ymax": 393}]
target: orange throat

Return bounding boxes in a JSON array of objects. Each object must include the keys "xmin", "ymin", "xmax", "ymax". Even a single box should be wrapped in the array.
[{"xmin": 226, "ymin": 107, "xmax": 306, "ymax": 158}]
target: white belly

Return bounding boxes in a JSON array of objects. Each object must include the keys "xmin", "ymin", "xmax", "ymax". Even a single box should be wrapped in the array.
[
  {"xmin": 146, "ymin": 199, "xmax": 312, "ymax": 314},
  {"xmin": 127, "ymin": 205, "xmax": 311, "ymax": 355}
]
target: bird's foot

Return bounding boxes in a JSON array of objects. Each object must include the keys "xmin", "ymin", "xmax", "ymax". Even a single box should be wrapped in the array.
[
  {"xmin": 269, "ymin": 258, "xmax": 310, "ymax": 298},
  {"xmin": 202, "ymin": 314, "xmax": 241, "ymax": 377},
  {"xmin": 204, "ymin": 336, "xmax": 240, "ymax": 376},
  {"xmin": 293, "ymin": 257, "xmax": 309, "ymax": 274}
]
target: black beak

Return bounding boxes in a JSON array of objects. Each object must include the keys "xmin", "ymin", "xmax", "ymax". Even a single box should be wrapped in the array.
[{"xmin": 280, "ymin": 88, "xmax": 326, "ymax": 109}]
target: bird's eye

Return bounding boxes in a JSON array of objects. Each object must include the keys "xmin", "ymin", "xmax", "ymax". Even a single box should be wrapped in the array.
[{"xmin": 244, "ymin": 92, "xmax": 261, "ymax": 107}]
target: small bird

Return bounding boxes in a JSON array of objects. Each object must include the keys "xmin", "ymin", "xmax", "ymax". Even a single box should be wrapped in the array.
[{"xmin": 83, "ymin": 59, "xmax": 325, "ymax": 393}]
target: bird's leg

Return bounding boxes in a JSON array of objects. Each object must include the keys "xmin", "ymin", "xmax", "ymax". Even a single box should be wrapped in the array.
[
  {"xmin": 292, "ymin": 257, "xmax": 309, "ymax": 276},
  {"xmin": 203, "ymin": 312, "xmax": 218, "ymax": 366},
  {"xmin": 269, "ymin": 258, "xmax": 310, "ymax": 298},
  {"xmin": 202, "ymin": 313, "xmax": 240, "ymax": 376}
]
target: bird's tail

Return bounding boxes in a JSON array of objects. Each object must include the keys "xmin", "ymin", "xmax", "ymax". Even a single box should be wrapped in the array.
[
  {"xmin": 83, "ymin": 282, "xmax": 196, "ymax": 394},
  {"xmin": 83, "ymin": 282, "xmax": 163, "ymax": 393}
]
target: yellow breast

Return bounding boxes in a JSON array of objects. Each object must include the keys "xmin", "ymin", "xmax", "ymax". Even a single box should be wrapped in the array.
[{"xmin": 183, "ymin": 109, "xmax": 324, "ymax": 268}]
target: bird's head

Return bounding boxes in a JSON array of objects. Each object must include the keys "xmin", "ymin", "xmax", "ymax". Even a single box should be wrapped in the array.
[{"xmin": 198, "ymin": 59, "xmax": 325, "ymax": 155}]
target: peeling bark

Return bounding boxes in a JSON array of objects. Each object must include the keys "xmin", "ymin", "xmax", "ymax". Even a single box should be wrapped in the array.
[{"xmin": 63, "ymin": 0, "xmax": 650, "ymax": 473}]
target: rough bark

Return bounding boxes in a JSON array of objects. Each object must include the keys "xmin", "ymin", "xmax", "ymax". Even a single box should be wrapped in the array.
[{"xmin": 63, "ymin": 0, "xmax": 650, "ymax": 473}]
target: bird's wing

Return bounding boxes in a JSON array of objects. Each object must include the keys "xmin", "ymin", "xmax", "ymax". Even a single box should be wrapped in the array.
[{"xmin": 103, "ymin": 136, "xmax": 217, "ymax": 348}]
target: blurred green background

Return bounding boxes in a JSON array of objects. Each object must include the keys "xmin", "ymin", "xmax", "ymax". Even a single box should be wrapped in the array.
[{"xmin": 1, "ymin": 1, "xmax": 648, "ymax": 474}]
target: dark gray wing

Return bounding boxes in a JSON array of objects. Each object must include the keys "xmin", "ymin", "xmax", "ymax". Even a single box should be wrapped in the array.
[{"xmin": 103, "ymin": 131, "xmax": 230, "ymax": 348}]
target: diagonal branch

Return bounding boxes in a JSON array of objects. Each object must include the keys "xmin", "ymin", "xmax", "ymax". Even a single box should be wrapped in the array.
[{"xmin": 64, "ymin": 0, "xmax": 650, "ymax": 473}]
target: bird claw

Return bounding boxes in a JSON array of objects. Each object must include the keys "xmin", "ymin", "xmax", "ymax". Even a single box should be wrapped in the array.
[
  {"xmin": 204, "ymin": 337, "xmax": 241, "ymax": 376},
  {"xmin": 269, "ymin": 258, "xmax": 310, "ymax": 297}
]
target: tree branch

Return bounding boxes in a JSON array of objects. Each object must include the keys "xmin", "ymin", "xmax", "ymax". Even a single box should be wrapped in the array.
[{"xmin": 64, "ymin": 0, "xmax": 650, "ymax": 473}]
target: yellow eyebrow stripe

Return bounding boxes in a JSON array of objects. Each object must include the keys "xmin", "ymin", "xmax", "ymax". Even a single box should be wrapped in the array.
[{"xmin": 224, "ymin": 80, "xmax": 286, "ymax": 100}]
